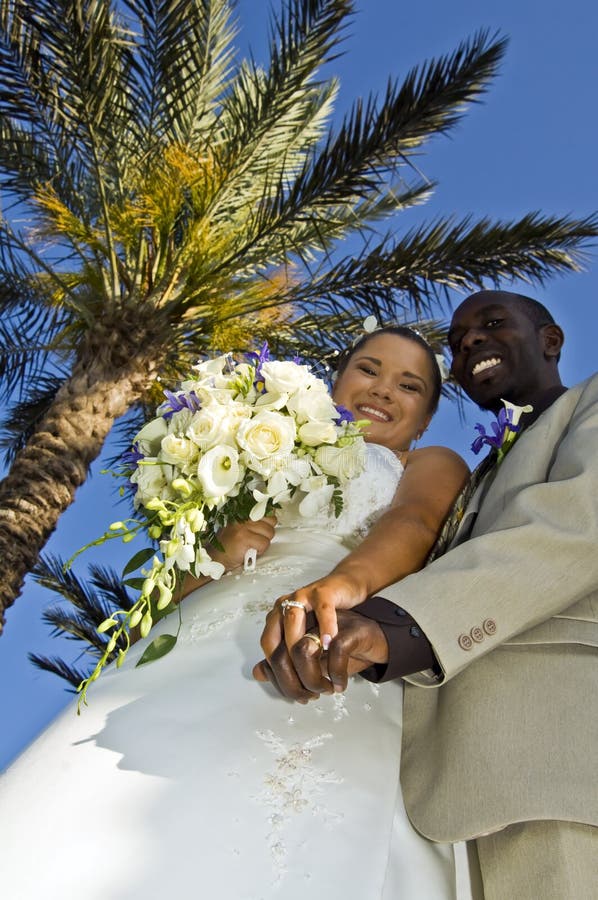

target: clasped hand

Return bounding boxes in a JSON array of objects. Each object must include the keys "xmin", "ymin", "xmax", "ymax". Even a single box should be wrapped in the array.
[{"xmin": 253, "ymin": 608, "xmax": 389, "ymax": 703}]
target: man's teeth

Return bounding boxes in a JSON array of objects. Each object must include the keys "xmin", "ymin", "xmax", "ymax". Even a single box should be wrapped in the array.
[
  {"xmin": 359, "ymin": 405, "xmax": 390, "ymax": 421},
  {"xmin": 472, "ymin": 357, "xmax": 501, "ymax": 376}
]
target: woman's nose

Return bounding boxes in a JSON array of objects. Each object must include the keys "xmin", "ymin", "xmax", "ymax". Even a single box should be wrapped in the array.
[{"xmin": 369, "ymin": 377, "xmax": 392, "ymax": 399}]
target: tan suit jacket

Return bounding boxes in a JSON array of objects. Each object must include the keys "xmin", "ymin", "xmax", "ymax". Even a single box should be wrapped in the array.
[{"xmin": 382, "ymin": 373, "xmax": 598, "ymax": 842}]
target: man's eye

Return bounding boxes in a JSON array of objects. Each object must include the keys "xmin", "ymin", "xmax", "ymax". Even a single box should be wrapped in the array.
[{"xmin": 486, "ymin": 318, "xmax": 503, "ymax": 328}]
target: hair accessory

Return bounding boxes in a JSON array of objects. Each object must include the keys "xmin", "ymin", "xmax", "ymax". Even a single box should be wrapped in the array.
[{"xmin": 434, "ymin": 353, "xmax": 450, "ymax": 383}]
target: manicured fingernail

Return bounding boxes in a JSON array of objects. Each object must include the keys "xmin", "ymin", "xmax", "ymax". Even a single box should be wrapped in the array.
[{"xmin": 322, "ymin": 634, "xmax": 331, "ymax": 650}]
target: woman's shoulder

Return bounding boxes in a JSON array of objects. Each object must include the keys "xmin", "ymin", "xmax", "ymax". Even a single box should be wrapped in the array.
[{"xmin": 406, "ymin": 445, "xmax": 470, "ymax": 479}]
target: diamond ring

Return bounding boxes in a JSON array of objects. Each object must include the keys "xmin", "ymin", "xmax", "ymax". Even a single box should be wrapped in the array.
[{"xmin": 280, "ymin": 599, "xmax": 307, "ymax": 615}]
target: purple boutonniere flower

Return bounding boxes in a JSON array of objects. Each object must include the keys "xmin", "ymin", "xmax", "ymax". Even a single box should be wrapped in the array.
[{"xmin": 471, "ymin": 399, "xmax": 533, "ymax": 462}]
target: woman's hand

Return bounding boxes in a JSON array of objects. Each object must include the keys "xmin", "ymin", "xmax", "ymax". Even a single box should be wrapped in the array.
[
  {"xmin": 264, "ymin": 571, "xmax": 369, "ymax": 656},
  {"xmin": 209, "ymin": 516, "xmax": 277, "ymax": 572}
]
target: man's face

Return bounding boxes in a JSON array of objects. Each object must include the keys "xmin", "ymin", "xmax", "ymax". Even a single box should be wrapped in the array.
[{"xmin": 448, "ymin": 292, "xmax": 551, "ymax": 411}]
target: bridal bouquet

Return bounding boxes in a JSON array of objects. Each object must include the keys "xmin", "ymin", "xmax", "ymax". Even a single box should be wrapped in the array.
[{"xmin": 75, "ymin": 346, "xmax": 366, "ymax": 708}]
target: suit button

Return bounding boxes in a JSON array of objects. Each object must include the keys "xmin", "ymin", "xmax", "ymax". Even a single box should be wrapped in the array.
[
  {"xmin": 395, "ymin": 606, "xmax": 407, "ymax": 616},
  {"xmin": 482, "ymin": 618, "xmax": 497, "ymax": 636},
  {"xmin": 458, "ymin": 633, "xmax": 473, "ymax": 651},
  {"xmin": 470, "ymin": 626, "xmax": 484, "ymax": 643}
]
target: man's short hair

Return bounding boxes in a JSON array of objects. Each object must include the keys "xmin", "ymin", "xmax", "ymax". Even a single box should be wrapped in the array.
[{"xmin": 512, "ymin": 293, "xmax": 556, "ymax": 329}]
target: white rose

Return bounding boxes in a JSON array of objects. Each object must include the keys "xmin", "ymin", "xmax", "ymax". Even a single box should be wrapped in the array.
[
  {"xmin": 286, "ymin": 385, "xmax": 338, "ymax": 424},
  {"xmin": 260, "ymin": 360, "xmax": 313, "ymax": 395},
  {"xmin": 130, "ymin": 461, "xmax": 175, "ymax": 506},
  {"xmin": 315, "ymin": 441, "xmax": 366, "ymax": 482},
  {"xmin": 298, "ymin": 420, "xmax": 338, "ymax": 447},
  {"xmin": 187, "ymin": 403, "xmax": 237, "ymax": 450},
  {"xmin": 167, "ymin": 408, "xmax": 195, "ymax": 436},
  {"xmin": 236, "ymin": 411, "xmax": 296, "ymax": 460},
  {"xmin": 196, "ymin": 445, "xmax": 240, "ymax": 499},
  {"xmin": 159, "ymin": 434, "xmax": 199, "ymax": 469}
]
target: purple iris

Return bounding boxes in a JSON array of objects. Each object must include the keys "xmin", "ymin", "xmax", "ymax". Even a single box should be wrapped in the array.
[
  {"xmin": 120, "ymin": 442, "xmax": 144, "ymax": 468},
  {"xmin": 471, "ymin": 407, "xmax": 520, "ymax": 455},
  {"xmin": 246, "ymin": 341, "xmax": 270, "ymax": 389},
  {"xmin": 160, "ymin": 388, "xmax": 202, "ymax": 420},
  {"xmin": 335, "ymin": 404, "xmax": 354, "ymax": 423}
]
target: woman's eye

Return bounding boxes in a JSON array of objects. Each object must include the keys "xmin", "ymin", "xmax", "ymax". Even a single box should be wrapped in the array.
[
  {"xmin": 400, "ymin": 382, "xmax": 419, "ymax": 392},
  {"xmin": 358, "ymin": 365, "xmax": 376, "ymax": 375}
]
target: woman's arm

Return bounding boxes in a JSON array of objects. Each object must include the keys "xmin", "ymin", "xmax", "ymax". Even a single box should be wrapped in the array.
[{"xmin": 269, "ymin": 447, "xmax": 468, "ymax": 651}]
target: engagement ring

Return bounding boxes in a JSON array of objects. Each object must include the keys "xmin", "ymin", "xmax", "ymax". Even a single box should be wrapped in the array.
[{"xmin": 280, "ymin": 599, "xmax": 307, "ymax": 615}]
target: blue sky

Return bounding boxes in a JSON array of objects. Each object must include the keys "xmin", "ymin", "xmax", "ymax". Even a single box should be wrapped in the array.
[{"xmin": 2, "ymin": 0, "xmax": 597, "ymax": 771}]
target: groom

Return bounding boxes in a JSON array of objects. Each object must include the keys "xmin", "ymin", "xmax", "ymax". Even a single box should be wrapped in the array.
[{"xmin": 257, "ymin": 290, "xmax": 598, "ymax": 898}]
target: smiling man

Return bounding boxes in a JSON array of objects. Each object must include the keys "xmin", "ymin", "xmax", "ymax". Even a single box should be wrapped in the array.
[{"xmin": 259, "ymin": 290, "xmax": 598, "ymax": 898}]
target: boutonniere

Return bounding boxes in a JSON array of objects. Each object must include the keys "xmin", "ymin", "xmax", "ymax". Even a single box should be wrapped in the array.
[{"xmin": 471, "ymin": 399, "xmax": 533, "ymax": 463}]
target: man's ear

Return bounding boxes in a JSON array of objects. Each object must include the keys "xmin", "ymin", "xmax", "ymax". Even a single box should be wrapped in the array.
[{"xmin": 541, "ymin": 324, "xmax": 564, "ymax": 359}]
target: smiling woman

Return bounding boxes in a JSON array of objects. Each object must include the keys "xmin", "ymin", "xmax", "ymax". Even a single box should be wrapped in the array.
[{"xmin": 0, "ymin": 326, "xmax": 470, "ymax": 900}]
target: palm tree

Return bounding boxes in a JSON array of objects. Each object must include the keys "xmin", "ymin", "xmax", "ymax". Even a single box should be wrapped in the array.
[{"xmin": 0, "ymin": 0, "xmax": 596, "ymax": 634}]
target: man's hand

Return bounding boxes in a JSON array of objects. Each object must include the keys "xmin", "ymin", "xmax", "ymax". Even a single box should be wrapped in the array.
[{"xmin": 252, "ymin": 609, "xmax": 388, "ymax": 702}]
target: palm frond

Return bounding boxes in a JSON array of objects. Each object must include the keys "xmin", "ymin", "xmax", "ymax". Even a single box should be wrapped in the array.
[
  {"xmin": 0, "ymin": 373, "xmax": 65, "ymax": 464},
  {"xmin": 27, "ymin": 652, "xmax": 90, "ymax": 690},
  {"xmin": 122, "ymin": 0, "xmax": 238, "ymax": 152}
]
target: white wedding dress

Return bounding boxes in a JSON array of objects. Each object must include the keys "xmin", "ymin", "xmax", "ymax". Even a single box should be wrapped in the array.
[{"xmin": 0, "ymin": 444, "xmax": 466, "ymax": 900}]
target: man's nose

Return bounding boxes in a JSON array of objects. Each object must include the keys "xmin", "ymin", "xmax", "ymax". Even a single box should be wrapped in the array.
[{"xmin": 460, "ymin": 327, "xmax": 486, "ymax": 352}]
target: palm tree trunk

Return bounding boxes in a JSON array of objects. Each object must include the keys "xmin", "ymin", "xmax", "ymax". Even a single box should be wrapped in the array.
[{"xmin": 0, "ymin": 340, "xmax": 159, "ymax": 632}]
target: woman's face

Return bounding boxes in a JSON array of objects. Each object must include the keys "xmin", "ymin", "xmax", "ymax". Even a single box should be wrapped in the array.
[{"xmin": 332, "ymin": 333, "xmax": 435, "ymax": 451}]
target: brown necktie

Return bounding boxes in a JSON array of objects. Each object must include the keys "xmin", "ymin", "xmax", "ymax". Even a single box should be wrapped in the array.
[{"xmin": 425, "ymin": 449, "xmax": 498, "ymax": 565}]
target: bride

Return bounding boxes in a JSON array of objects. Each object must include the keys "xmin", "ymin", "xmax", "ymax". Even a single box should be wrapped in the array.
[{"xmin": 0, "ymin": 326, "xmax": 469, "ymax": 899}]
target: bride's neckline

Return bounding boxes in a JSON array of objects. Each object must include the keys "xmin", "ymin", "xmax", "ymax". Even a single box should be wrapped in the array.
[{"xmin": 366, "ymin": 441, "xmax": 406, "ymax": 475}]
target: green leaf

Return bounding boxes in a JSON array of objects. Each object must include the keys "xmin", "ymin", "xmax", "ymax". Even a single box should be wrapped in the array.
[
  {"xmin": 135, "ymin": 634, "xmax": 178, "ymax": 667},
  {"xmin": 122, "ymin": 577, "xmax": 146, "ymax": 590},
  {"xmin": 122, "ymin": 548, "xmax": 156, "ymax": 577}
]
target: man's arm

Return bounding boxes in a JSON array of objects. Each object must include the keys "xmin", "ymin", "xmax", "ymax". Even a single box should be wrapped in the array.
[{"xmin": 379, "ymin": 376, "xmax": 598, "ymax": 684}]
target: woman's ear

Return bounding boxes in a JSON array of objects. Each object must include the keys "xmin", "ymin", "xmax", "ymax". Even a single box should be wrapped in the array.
[{"xmin": 542, "ymin": 324, "xmax": 564, "ymax": 359}]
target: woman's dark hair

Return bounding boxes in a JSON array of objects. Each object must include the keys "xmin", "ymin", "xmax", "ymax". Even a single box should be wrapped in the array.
[{"xmin": 335, "ymin": 325, "xmax": 442, "ymax": 414}]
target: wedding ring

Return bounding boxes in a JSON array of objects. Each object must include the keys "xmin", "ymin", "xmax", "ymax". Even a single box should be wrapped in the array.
[
  {"xmin": 280, "ymin": 599, "xmax": 307, "ymax": 616},
  {"xmin": 303, "ymin": 633, "xmax": 322, "ymax": 650}
]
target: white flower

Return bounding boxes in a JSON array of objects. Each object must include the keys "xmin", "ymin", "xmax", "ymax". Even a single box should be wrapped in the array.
[
  {"xmin": 253, "ymin": 390, "xmax": 289, "ymax": 411},
  {"xmin": 501, "ymin": 399, "xmax": 534, "ymax": 428},
  {"xmin": 134, "ymin": 417, "xmax": 169, "ymax": 456},
  {"xmin": 194, "ymin": 546, "xmax": 226, "ymax": 580},
  {"xmin": 196, "ymin": 445, "xmax": 241, "ymax": 498},
  {"xmin": 260, "ymin": 360, "xmax": 313, "ymax": 395},
  {"xmin": 130, "ymin": 461, "xmax": 175, "ymax": 506},
  {"xmin": 187, "ymin": 403, "xmax": 238, "ymax": 450},
  {"xmin": 315, "ymin": 441, "xmax": 366, "ymax": 482},
  {"xmin": 159, "ymin": 434, "xmax": 199, "ymax": 468},
  {"xmin": 236, "ymin": 410, "xmax": 296, "ymax": 461},
  {"xmin": 160, "ymin": 534, "xmax": 196, "ymax": 573},
  {"xmin": 286, "ymin": 385, "xmax": 338, "ymax": 424},
  {"xmin": 298, "ymin": 420, "xmax": 339, "ymax": 447},
  {"xmin": 298, "ymin": 481, "xmax": 335, "ymax": 518}
]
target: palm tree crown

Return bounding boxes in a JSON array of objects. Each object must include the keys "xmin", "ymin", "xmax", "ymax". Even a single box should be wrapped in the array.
[{"xmin": 0, "ymin": 0, "xmax": 596, "ymax": 633}]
